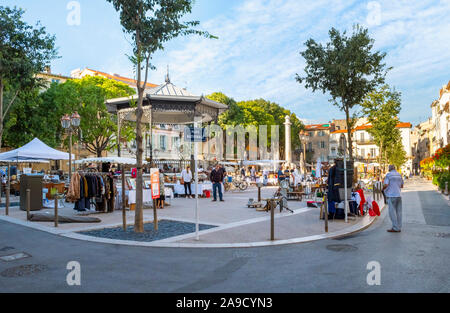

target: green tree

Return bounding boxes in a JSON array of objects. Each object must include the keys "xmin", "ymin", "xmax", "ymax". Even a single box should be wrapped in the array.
[
  {"xmin": 45, "ymin": 76, "xmax": 136, "ymax": 156},
  {"xmin": 0, "ymin": 6, "xmax": 58, "ymax": 147},
  {"xmin": 4, "ymin": 76, "xmax": 136, "ymax": 154},
  {"xmin": 361, "ymin": 85, "xmax": 402, "ymax": 172},
  {"xmin": 208, "ymin": 93, "xmax": 304, "ymax": 159},
  {"xmin": 3, "ymin": 84, "xmax": 62, "ymax": 148},
  {"xmin": 296, "ymin": 25, "xmax": 390, "ymax": 160},
  {"xmin": 108, "ymin": 0, "xmax": 215, "ymax": 233},
  {"xmin": 386, "ymin": 140, "xmax": 407, "ymax": 171}
]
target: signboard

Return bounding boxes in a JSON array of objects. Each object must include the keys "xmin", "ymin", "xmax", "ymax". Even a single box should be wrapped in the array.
[
  {"xmin": 184, "ymin": 127, "xmax": 206, "ymax": 142},
  {"xmin": 150, "ymin": 168, "xmax": 160, "ymax": 199},
  {"xmin": 23, "ymin": 168, "xmax": 32, "ymax": 174}
]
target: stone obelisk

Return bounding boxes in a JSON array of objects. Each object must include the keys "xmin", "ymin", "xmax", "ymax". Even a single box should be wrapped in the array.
[{"xmin": 284, "ymin": 115, "xmax": 292, "ymax": 166}]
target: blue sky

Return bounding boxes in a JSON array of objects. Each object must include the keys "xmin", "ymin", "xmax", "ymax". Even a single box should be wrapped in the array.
[{"xmin": 4, "ymin": 0, "xmax": 450, "ymax": 126}]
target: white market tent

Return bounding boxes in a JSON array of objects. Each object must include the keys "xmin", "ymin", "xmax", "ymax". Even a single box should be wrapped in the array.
[
  {"xmin": 74, "ymin": 157, "xmax": 147, "ymax": 166},
  {"xmin": 242, "ymin": 160, "xmax": 286, "ymax": 165},
  {"xmin": 0, "ymin": 159, "xmax": 50, "ymax": 164},
  {"xmin": 0, "ymin": 138, "xmax": 72, "ymax": 161}
]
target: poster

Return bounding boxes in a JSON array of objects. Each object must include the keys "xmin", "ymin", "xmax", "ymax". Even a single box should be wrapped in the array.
[{"xmin": 150, "ymin": 168, "xmax": 160, "ymax": 199}]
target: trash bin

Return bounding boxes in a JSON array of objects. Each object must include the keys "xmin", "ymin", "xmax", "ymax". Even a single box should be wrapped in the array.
[
  {"xmin": 204, "ymin": 190, "xmax": 211, "ymax": 198},
  {"xmin": 20, "ymin": 174, "xmax": 43, "ymax": 211}
]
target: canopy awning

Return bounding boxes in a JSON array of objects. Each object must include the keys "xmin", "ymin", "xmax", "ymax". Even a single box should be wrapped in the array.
[
  {"xmin": 74, "ymin": 157, "xmax": 147, "ymax": 166},
  {"xmin": 0, "ymin": 159, "xmax": 50, "ymax": 164},
  {"xmin": 242, "ymin": 160, "xmax": 286, "ymax": 166},
  {"xmin": 0, "ymin": 138, "xmax": 72, "ymax": 161}
]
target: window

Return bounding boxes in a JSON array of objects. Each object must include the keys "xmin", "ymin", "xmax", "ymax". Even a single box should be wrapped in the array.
[
  {"xmin": 171, "ymin": 136, "xmax": 180, "ymax": 149},
  {"xmin": 361, "ymin": 148, "xmax": 365, "ymax": 158},
  {"xmin": 360, "ymin": 132, "xmax": 365, "ymax": 141},
  {"xmin": 159, "ymin": 124, "xmax": 166, "ymax": 129},
  {"xmin": 308, "ymin": 142, "xmax": 312, "ymax": 151},
  {"xmin": 370, "ymin": 148, "xmax": 376, "ymax": 157},
  {"xmin": 160, "ymin": 135, "xmax": 167, "ymax": 151},
  {"xmin": 320, "ymin": 141, "xmax": 325, "ymax": 149}
]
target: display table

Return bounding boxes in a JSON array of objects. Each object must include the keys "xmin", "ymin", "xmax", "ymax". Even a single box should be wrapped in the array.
[
  {"xmin": 165, "ymin": 182, "xmax": 212, "ymax": 196},
  {"xmin": 120, "ymin": 187, "xmax": 174, "ymax": 207},
  {"xmin": 43, "ymin": 182, "xmax": 65, "ymax": 200}
]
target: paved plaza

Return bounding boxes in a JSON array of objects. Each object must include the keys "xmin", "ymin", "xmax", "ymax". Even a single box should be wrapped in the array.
[{"xmin": 0, "ymin": 186, "xmax": 380, "ymax": 247}]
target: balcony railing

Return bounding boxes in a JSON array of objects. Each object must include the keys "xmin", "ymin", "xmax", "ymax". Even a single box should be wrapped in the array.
[{"xmin": 355, "ymin": 139, "xmax": 375, "ymax": 145}]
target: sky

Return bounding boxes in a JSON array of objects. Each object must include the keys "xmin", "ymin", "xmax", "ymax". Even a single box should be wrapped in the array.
[{"xmin": 4, "ymin": 0, "xmax": 450, "ymax": 126}]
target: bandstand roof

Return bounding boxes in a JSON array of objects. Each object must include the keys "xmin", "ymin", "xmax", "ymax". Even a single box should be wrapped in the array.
[{"xmin": 106, "ymin": 76, "xmax": 228, "ymax": 125}]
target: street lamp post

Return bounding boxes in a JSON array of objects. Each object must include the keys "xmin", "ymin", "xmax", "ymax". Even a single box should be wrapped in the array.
[
  {"xmin": 299, "ymin": 131, "xmax": 309, "ymax": 177},
  {"xmin": 61, "ymin": 112, "xmax": 81, "ymax": 182}
]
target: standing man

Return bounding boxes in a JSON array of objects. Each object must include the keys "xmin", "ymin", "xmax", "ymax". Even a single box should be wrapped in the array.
[
  {"xmin": 383, "ymin": 164, "xmax": 404, "ymax": 233},
  {"xmin": 241, "ymin": 167, "xmax": 246, "ymax": 180},
  {"xmin": 250, "ymin": 166, "xmax": 256, "ymax": 182},
  {"xmin": 277, "ymin": 166, "xmax": 286, "ymax": 184},
  {"xmin": 181, "ymin": 166, "xmax": 193, "ymax": 198},
  {"xmin": 210, "ymin": 164, "xmax": 225, "ymax": 202}
]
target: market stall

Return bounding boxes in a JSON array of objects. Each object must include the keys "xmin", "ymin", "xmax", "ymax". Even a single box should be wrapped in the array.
[{"xmin": 0, "ymin": 138, "xmax": 72, "ymax": 216}]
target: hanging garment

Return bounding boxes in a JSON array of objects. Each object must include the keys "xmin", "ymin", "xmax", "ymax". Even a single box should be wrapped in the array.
[
  {"xmin": 327, "ymin": 165, "xmax": 341, "ymax": 202},
  {"xmin": 67, "ymin": 172, "xmax": 81, "ymax": 202},
  {"xmin": 356, "ymin": 189, "xmax": 366, "ymax": 216},
  {"xmin": 372, "ymin": 200, "xmax": 380, "ymax": 216}
]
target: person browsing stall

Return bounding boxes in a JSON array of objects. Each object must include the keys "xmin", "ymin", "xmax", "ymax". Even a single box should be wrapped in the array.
[{"xmin": 181, "ymin": 166, "xmax": 193, "ymax": 198}]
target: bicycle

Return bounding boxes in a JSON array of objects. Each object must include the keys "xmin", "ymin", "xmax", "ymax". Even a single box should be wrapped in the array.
[{"xmin": 224, "ymin": 177, "xmax": 248, "ymax": 191}]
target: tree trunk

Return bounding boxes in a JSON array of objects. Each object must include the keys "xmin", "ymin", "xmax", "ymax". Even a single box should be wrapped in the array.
[
  {"xmin": 134, "ymin": 25, "xmax": 144, "ymax": 233},
  {"xmin": 0, "ymin": 78, "xmax": 4, "ymax": 149}
]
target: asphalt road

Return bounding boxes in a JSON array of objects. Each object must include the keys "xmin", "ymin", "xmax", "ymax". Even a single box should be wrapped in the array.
[{"xmin": 0, "ymin": 177, "xmax": 449, "ymax": 293}]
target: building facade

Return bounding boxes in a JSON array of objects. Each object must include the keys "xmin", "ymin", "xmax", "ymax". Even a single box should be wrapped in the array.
[
  {"xmin": 304, "ymin": 123, "xmax": 335, "ymax": 163},
  {"xmin": 430, "ymin": 81, "xmax": 450, "ymax": 154}
]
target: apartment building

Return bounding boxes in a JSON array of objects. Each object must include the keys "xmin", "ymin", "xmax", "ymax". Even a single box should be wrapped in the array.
[{"xmin": 304, "ymin": 123, "xmax": 335, "ymax": 163}]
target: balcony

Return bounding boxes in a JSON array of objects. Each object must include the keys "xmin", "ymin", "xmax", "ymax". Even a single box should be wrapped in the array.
[{"xmin": 355, "ymin": 139, "xmax": 375, "ymax": 145}]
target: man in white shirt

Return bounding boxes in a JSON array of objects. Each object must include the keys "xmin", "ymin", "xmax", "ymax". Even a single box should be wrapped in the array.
[
  {"xmin": 181, "ymin": 166, "xmax": 193, "ymax": 198},
  {"xmin": 383, "ymin": 164, "xmax": 404, "ymax": 233}
]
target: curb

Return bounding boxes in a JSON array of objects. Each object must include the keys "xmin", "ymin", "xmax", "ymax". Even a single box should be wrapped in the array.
[{"xmin": 0, "ymin": 205, "xmax": 384, "ymax": 249}]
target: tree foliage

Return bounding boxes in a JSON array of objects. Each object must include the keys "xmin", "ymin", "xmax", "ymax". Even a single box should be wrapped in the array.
[
  {"xmin": 361, "ymin": 85, "xmax": 404, "ymax": 171},
  {"xmin": 0, "ymin": 5, "xmax": 58, "ymax": 147},
  {"xmin": 45, "ymin": 76, "xmax": 136, "ymax": 156},
  {"xmin": 208, "ymin": 93, "xmax": 305, "ymax": 159},
  {"xmin": 4, "ymin": 76, "xmax": 136, "ymax": 155},
  {"xmin": 296, "ymin": 25, "xmax": 390, "ymax": 160}
]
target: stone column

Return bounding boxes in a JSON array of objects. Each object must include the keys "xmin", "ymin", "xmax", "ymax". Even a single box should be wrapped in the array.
[{"xmin": 284, "ymin": 115, "xmax": 292, "ymax": 165}]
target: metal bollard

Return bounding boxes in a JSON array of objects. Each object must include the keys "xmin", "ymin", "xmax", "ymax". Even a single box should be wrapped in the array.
[
  {"xmin": 153, "ymin": 199, "xmax": 158, "ymax": 232},
  {"xmin": 54, "ymin": 195, "xmax": 58, "ymax": 228},
  {"xmin": 121, "ymin": 167, "xmax": 126, "ymax": 231},
  {"xmin": 446, "ymin": 182, "xmax": 448, "ymax": 196},
  {"xmin": 5, "ymin": 185, "xmax": 9, "ymax": 216},
  {"xmin": 26, "ymin": 189, "xmax": 31, "ymax": 221},
  {"xmin": 270, "ymin": 200, "xmax": 275, "ymax": 240},
  {"xmin": 324, "ymin": 194, "xmax": 328, "ymax": 233}
]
